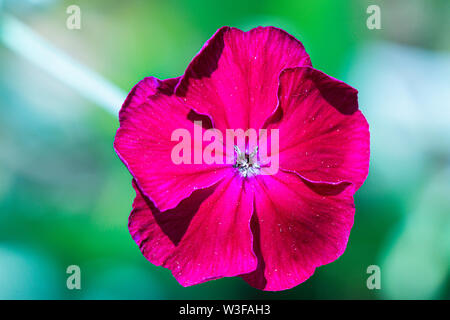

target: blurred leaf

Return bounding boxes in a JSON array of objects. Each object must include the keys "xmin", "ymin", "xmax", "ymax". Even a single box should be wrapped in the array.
[{"xmin": 381, "ymin": 168, "xmax": 450, "ymax": 299}]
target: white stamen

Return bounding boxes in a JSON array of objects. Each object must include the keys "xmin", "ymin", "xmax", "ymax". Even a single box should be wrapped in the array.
[{"xmin": 233, "ymin": 146, "xmax": 260, "ymax": 177}]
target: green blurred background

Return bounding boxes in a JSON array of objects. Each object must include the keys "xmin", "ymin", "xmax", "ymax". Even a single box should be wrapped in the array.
[{"xmin": 0, "ymin": 0, "xmax": 449, "ymax": 299}]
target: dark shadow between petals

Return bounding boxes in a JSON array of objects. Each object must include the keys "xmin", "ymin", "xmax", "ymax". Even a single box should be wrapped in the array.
[
  {"xmin": 262, "ymin": 103, "xmax": 284, "ymax": 128},
  {"xmin": 133, "ymin": 179, "xmax": 218, "ymax": 246},
  {"xmin": 300, "ymin": 178, "xmax": 352, "ymax": 196},
  {"xmin": 312, "ymin": 69, "xmax": 359, "ymax": 116},
  {"xmin": 176, "ymin": 27, "xmax": 227, "ymax": 97},
  {"xmin": 240, "ymin": 202, "xmax": 267, "ymax": 290},
  {"xmin": 187, "ymin": 109, "xmax": 213, "ymax": 129}
]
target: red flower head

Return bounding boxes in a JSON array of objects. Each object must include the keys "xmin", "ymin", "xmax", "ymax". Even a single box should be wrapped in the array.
[{"xmin": 114, "ymin": 26, "xmax": 370, "ymax": 291}]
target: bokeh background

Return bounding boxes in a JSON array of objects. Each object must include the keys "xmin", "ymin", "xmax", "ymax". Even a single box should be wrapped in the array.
[{"xmin": 0, "ymin": 0, "xmax": 449, "ymax": 299}]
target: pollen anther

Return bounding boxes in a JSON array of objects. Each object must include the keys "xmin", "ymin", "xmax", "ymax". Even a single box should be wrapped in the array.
[{"xmin": 233, "ymin": 145, "xmax": 260, "ymax": 177}]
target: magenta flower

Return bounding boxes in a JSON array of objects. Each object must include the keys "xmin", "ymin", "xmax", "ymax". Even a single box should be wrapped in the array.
[{"xmin": 114, "ymin": 26, "xmax": 370, "ymax": 291}]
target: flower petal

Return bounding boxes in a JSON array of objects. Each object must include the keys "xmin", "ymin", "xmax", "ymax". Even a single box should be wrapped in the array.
[
  {"xmin": 269, "ymin": 67, "xmax": 370, "ymax": 191},
  {"xmin": 176, "ymin": 26, "xmax": 312, "ymax": 132},
  {"xmin": 242, "ymin": 171, "xmax": 355, "ymax": 291},
  {"xmin": 114, "ymin": 77, "xmax": 229, "ymax": 211},
  {"xmin": 129, "ymin": 179, "xmax": 216, "ymax": 265},
  {"xmin": 129, "ymin": 175, "xmax": 257, "ymax": 287}
]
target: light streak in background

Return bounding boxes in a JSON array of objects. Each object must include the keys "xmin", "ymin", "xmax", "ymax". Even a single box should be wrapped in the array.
[{"xmin": 0, "ymin": 13, "xmax": 126, "ymax": 115}]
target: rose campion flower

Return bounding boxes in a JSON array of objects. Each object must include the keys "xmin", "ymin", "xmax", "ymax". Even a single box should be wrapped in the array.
[{"xmin": 114, "ymin": 26, "xmax": 370, "ymax": 291}]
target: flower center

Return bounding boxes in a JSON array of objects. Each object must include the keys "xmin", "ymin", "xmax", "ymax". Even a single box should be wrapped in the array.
[{"xmin": 233, "ymin": 145, "xmax": 260, "ymax": 177}]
